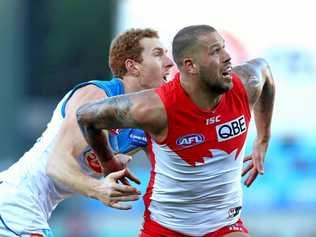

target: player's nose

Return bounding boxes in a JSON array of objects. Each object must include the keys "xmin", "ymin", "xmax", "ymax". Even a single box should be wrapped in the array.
[
  {"xmin": 164, "ymin": 55, "xmax": 174, "ymax": 69},
  {"xmin": 222, "ymin": 48, "xmax": 231, "ymax": 64}
]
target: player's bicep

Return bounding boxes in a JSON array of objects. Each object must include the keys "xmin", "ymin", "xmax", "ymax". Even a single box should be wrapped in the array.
[
  {"xmin": 77, "ymin": 89, "xmax": 166, "ymax": 137},
  {"xmin": 77, "ymin": 92, "xmax": 144, "ymax": 130},
  {"xmin": 233, "ymin": 58, "xmax": 266, "ymax": 107},
  {"xmin": 58, "ymin": 85, "xmax": 107, "ymax": 157}
]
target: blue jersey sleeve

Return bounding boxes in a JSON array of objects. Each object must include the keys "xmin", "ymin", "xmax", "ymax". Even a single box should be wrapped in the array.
[
  {"xmin": 108, "ymin": 128, "xmax": 147, "ymax": 154},
  {"xmin": 61, "ymin": 78, "xmax": 146, "ymax": 154}
]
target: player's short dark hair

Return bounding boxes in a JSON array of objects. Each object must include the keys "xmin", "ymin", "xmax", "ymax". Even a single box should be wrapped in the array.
[
  {"xmin": 109, "ymin": 28, "xmax": 159, "ymax": 78},
  {"xmin": 172, "ymin": 25, "xmax": 216, "ymax": 66}
]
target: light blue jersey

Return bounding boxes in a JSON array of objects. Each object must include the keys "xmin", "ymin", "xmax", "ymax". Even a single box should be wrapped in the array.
[{"xmin": 0, "ymin": 78, "xmax": 147, "ymax": 236}]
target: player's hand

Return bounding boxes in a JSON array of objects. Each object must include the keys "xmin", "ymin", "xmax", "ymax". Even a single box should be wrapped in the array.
[
  {"xmin": 95, "ymin": 168, "xmax": 141, "ymax": 210},
  {"xmin": 102, "ymin": 154, "xmax": 141, "ymax": 185},
  {"xmin": 102, "ymin": 153, "xmax": 132, "ymax": 175},
  {"xmin": 242, "ymin": 138, "xmax": 268, "ymax": 187}
]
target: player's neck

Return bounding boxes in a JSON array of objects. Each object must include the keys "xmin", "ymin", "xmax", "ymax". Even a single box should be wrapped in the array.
[
  {"xmin": 180, "ymin": 75, "xmax": 222, "ymax": 111},
  {"xmin": 121, "ymin": 75, "xmax": 143, "ymax": 93}
]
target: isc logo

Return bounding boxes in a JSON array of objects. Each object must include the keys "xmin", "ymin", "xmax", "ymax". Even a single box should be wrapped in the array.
[
  {"xmin": 216, "ymin": 115, "xmax": 246, "ymax": 142},
  {"xmin": 206, "ymin": 115, "xmax": 221, "ymax": 125},
  {"xmin": 176, "ymin": 134, "xmax": 205, "ymax": 148}
]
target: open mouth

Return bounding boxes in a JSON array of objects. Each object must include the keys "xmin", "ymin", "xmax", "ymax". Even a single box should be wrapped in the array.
[
  {"xmin": 162, "ymin": 72, "xmax": 170, "ymax": 82},
  {"xmin": 222, "ymin": 67, "xmax": 232, "ymax": 79}
]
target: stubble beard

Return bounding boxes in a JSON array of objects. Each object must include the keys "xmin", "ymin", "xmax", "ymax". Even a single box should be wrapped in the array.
[{"xmin": 201, "ymin": 74, "xmax": 231, "ymax": 95}]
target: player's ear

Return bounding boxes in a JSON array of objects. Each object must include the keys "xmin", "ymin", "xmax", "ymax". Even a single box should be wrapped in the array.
[
  {"xmin": 183, "ymin": 57, "xmax": 197, "ymax": 74},
  {"xmin": 125, "ymin": 59, "xmax": 140, "ymax": 76}
]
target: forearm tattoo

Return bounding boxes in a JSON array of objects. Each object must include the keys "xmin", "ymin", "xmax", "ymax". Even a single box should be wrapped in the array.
[
  {"xmin": 82, "ymin": 94, "xmax": 141, "ymax": 130},
  {"xmin": 77, "ymin": 94, "xmax": 140, "ymax": 169}
]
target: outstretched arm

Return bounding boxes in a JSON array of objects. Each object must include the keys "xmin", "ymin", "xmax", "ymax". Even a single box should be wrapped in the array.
[
  {"xmin": 46, "ymin": 85, "xmax": 141, "ymax": 209},
  {"xmin": 234, "ymin": 58, "xmax": 275, "ymax": 186},
  {"xmin": 77, "ymin": 89, "xmax": 166, "ymax": 172}
]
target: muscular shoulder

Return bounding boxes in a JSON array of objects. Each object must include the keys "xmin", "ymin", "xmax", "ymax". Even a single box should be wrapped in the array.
[
  {"xmin": 52, "ymin": 85, "xmax": 107, "ymax": 157},
  {"xmin": 76, "ymin": 88, "xmax": 167, "ymax": 140},
  {"xmin": 233, "ymin": 58, "xmax": 270, "ymax": 107},
  {"xmin": 115, "ymin": 89, "xmax": 166, "ymax": 137},
  {"xmin": 131, "ymin": 89, "xmax": 166, "ymax": 130},
  {"xmin": 70, "ymin": 85, "xmax": 107, "ymax": 104},
  {"xmin": 65, "ymin": 85, "xmax": 107, "ymax": 116}
]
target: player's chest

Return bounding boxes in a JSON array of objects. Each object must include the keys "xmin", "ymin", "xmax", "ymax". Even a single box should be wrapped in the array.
[{"xmin": 165, "ymin": 110, "xmax": 250, "ymax": 166}]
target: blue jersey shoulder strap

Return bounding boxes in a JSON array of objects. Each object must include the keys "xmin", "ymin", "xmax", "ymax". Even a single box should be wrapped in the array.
[
  {"xmin": 60, "ymin": 78, "xmax": 147, "ymax": 153},
  {"xmin": 61, "ymin": 77, "xmax": 124, "ymax": 117}
]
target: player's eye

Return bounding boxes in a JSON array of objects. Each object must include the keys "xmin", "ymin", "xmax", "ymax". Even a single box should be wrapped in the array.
[
  {"xmin": 153, "ymin": 49, "xmax": 163, "ymax": 57},
  {"xmin": 210, "ymin": 48, "xmax": 220, "ymax": 55}
]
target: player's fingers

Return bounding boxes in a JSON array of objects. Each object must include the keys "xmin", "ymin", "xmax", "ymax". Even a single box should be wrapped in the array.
[
  {"xmin": 107, "ymin": 169, "xmax": 127, "ymax": 180},
  {"xmin": 116, "ymin": 154, "xmax": 133, "ymax": 166},
  {"xmin": 112, "ymin": 183, "xmax": 141, "ymax": 195},
  {"xmin": 252, "ymin": 155, "xmax": 264, "ymax": 175},
  {"xmin": 110, "ymin": 194, "xmax": 140, "ymax": 202},
  {"xmin": 243, "ymin": 155, "xmax": 252, "ymax": 163},
  {"xmin": 108, "ymin": 201, "xmax": 132, "ymax": 210},
  {"xmin": 244, "ymin": 169, "xmax": 258, "ymax": 187},
  {"xmin": 123, "ymin": 168, "xmax": 141, "ymax": 185},
  {"xmin": 107, "ymin": 168, "xmax": 140, "ymax": 184},
  {"xmin": 119, "ymin": 176, "xmax": 131, "ymax": 186},
  {"xmin": 241, "ymin": 162, "xmax": 253, "ymax": 177},
  {"xmin": 104, "ymin": 189, "xmax": 137, "ymax": 198}
]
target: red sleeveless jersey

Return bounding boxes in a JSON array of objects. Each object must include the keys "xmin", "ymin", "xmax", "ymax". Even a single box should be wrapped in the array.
[{"xmin": 143, "ymin": 72, "xmax": 251, "ymax": 236}]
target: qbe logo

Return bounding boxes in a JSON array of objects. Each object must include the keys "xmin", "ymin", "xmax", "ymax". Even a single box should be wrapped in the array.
[{"xmin": 216, "ymin": 115, "xmax": 246, "ymax": 142}]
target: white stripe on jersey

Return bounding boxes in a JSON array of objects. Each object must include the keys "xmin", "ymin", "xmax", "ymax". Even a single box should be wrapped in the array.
[{"xmin": 148, "ymin": 139, "xmax": 245, "ymax": 236}]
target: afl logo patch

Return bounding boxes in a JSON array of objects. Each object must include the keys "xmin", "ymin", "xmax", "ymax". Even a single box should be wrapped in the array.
[
  {"xmin": 176, "ymin": 134, "xmax": 205, "ymax": 148},
  {"xmin": 216, "ymin": 115, "xmax": 246, "ymax": 142},
  {"xmin": 83, "ymin": 150, "xmax": 102, "ymax": 173}
]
